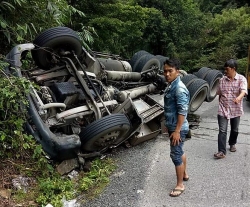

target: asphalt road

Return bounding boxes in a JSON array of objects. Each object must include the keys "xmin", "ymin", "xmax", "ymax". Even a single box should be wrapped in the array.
[{"xmin": 82, "ymin": 97, "xmax": 250, "ymax": 207}]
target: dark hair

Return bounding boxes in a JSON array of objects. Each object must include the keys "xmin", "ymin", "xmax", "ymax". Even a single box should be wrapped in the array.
[
  {"xmin": 224, "ymin": 59, "xmax": 238, "ymax": 71},
  {"xmin": 163, "ymin": 58, "xmax": 181, "ymax": 70}
]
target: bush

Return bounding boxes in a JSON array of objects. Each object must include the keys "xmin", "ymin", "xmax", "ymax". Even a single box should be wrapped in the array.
[
  {"xmin": 0, "ymin": 65, "xmax": 117, "ymax": 207},
  {"xmin": 0, "ymin": 67, "xmax": 34, "ymax": 158}
]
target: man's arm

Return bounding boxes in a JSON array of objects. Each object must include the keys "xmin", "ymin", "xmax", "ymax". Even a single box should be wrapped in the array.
[
  {"xmin": 170, "ymin": 114, "xmax": 185, "ymax": 146},
  {"xmin": 234, "ymin": 76, "xmax": 247, "ymax": 104},
  {"xmin": 234, "ymin": 90, "xmax": 246, "ymax": 104},
  {"xmin": 175, "ymin": 114, "xmax": 185, "ymax": 133}
]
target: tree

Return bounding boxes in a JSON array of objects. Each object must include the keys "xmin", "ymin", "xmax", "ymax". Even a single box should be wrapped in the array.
[
  {"xmin": 134, "ymin": 0, "xmax": 206, "ymax": 70},
  {"xmin": 0, "ymin": 0, "xmax": 94, "ymax": 54},
  {"xmin": 195, "ymin": 7, "xmax": 250, "ymax": 72},
  {"xmin": 195, "ymin": 0, "xmax": 249, "ymax": 14},
  {"xmin": 69, "ymin": 0, "xmax": 161, "ymax": 58}
]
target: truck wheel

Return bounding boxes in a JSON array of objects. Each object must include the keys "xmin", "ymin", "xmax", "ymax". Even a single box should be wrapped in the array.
[
  {"xmin": 181, "ymin": 74, "xmax": 197, "ymax": 88},
  {"xmin": 31, "ymin": 26, "xmax": 82, "ymax": 69},
  {"xmin": 133, "ymin": 53, "xmax": 154, "ymax": 72},
  {"xmin": 129, "ymin": 50, "xmax": 149, "ymax": 70},
  {"xmin": 141, "ymin": 58, "xmax": 161, "ymax": 72},
  {"xmin": 195, "ymin": 67, "xmax": 212, "ymax": 79},
  {"xmin": 80, "ymin": 114, "xmax": 131, "ymax": 152},
  {"xmin": 204, "ymin": 70, "xmax": 223, "ymax": 102},
  {"xmin": 187, "ymin": 78, "xmax": 209, "ymax": 113},
  {"xmin": 155, "ymin": 55, "xmax": 169, "ymax": 71},
  {"xmin": 179, "ymin": 70, "xmax": 188, "ymax": 78}
]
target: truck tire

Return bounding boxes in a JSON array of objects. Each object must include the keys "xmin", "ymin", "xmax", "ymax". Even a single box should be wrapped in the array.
[
  {"xmin": 31, "ymin": 26, "xmax": 82, "ymax": 69},
  {"xmin": 80, "ymin": 114, "xmax": 131, "ymax": 152},
  {"xmin": 133, "ymin": 53, "xmax": 155, "ymax": 72},
  {"xmin": 141, "ymin": 58, "xmax": 161, "ymax": 72},
  {"xmin": 195, "ymin": 67, "xmax": 212, "ymax": 79},
  {"xmin": 179, "ymin": 70, "xmax": 188, "ymax": 78},
  {"xmin": 187, "ymin": 78, "xmax": 209, "ymax": 113},
  {"xmin": 181, "ymin": 74, "xmax": 197, "ymax": 88},
  {"xmin": 129, "ymin": 50, "xmax": 149, "ymax": 70},
  {"xmin": 155, "ymin": 55, "xmax": 169, "ymax": 72},
  {"xmin": 204, "ymin": 70, "xmax": 223, "ymax": 102}
]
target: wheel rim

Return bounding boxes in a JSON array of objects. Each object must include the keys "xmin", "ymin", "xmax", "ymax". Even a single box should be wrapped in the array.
[
  {"xmin": 94, "ymin": 130, "xmax": 121, "ymax": 148},
  {"xmin": 80, "ymin": 114, "xmax": 131, "ymax": 152}
]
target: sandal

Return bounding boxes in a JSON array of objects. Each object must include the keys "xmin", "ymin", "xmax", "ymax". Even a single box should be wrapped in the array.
[{"xmin": 169, "ymin": 188, "xmax": 185, "ymax": 197}]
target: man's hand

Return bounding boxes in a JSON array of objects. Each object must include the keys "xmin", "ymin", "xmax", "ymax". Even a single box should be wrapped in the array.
[
  {"xmin": 170, "ymin": 131, "xmax": 181, "ymax": 146},
  {"xmin": 234, "ymin": 91, "xmax": 246, "ymax": 104},
  {"xmin": 233, "ymin": 97, "xmax": 241, "ymax": 104}
]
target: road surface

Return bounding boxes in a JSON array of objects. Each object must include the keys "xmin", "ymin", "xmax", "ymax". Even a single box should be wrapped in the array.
[{"xmin": 82, "ymin": 97, "xmax": 250, "ymax": 207}]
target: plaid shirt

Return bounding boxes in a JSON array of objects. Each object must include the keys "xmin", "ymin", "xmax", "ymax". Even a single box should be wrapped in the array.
[{"xmin": 217, "ymin": 73, "xmax": 247, "ymax": 119}]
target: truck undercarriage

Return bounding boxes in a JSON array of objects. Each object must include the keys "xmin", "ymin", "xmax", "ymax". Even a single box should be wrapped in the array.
[{"xmin": 5, "ymin": 26, "xmax": 222, "ymax": 164}]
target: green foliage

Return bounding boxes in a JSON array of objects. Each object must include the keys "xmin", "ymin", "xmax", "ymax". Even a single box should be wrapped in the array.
[
  {"xmin": 0, "ymin": 0, "xmax": 95, "ymax": 54},
  {"xmin": 196, "ymin": 7, "xmax": 250, "ymax": 70},
  {"xmin": 78, "ymin": 158, "xmax": 116, "ymax": 193},
  {"xmin": 193, "ymin": 45, "xmax": 237, "ymax": 70},
  {"xmin": 0, "ymin": 57, "xmax": 117, "ymax": 206},
  {"xmin": 36, "ymin": 176, "xmax": 75, "ymax": 206},
  {"xmin": 0, "ymin": 59, "xmax": 56, "ymax": 205},
  {"xmin": 132, "ymin": 0, "xmax": 206, "ymax": 67},
  {"xmin": 0, "ymin": 67, "xmax": 32, "ymax": 158},
  {"xmin": 237, "ymin": 57, "xmax": 248, "ymax": 75},
  {"xmin": 140, "ymin": 8, "xmax": 169, "ymax": 55},
  {"xmin": 0, "ymin": 67, "xmax": 51, "ymax": 185},
  {"xmin": 33, "ymin": 158, "xmax": 116, "ymax": 207},
  {"xmin": 83, "ymin": 2, "xmax": 154, "ymax": 57},
  {"xmin": 195, "ymin": 0, "xmax": 248, "ymax": 13},
  {"xmin": 1, "ymin": 0, "xmax": 250, "ymax": 206},
  {"xmin": 1, "ymin": 0, "xmax": 249, "ymax": 72}
]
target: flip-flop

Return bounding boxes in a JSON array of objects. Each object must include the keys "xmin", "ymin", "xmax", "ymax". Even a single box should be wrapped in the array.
[
  {"xmin": 183, "ymin": 177, "xmax": 189, "ymax": 181},
  {"xmin": 169, "ymin": 188, "xmax": 185, "ymax": 197}
]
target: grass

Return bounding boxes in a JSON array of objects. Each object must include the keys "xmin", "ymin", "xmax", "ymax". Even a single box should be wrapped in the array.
[
  {"xmin": 1, "ymin": 157, "xmax": 117, "ymax": 207},
  {"xmin": 0, "ymin": 69, "xmax": 118, "ymax": 207}
]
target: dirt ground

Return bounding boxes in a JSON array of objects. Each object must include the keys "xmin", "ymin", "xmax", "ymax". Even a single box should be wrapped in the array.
[{"xmin": 0, "ymin": 159, "xmax": 30, "ymax": 207}]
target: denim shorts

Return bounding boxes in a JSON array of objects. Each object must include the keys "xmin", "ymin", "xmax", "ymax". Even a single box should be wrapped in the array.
[{"xmin": 169, "ymin": 130, "xmax": 188, "ymax": 166}]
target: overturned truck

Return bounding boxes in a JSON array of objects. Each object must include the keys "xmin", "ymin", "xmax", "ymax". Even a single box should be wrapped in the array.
[{"xmin": 5, "ymin": 27, "xmax": 222, "ymax": 162}]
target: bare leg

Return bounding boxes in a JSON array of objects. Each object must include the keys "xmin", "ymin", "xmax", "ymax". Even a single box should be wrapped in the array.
[
  {"xmin": 169, "ymin": 163, "xmax": 185, "ymax": 196},
  {"xmin": 176, "ymin": 164, "xmax": 185, "ymax": 187},
  {"xmin": 182, "ymin": 153, "xmax": 188, "ymax": 179},
  {"xmin": 170, "ymin": 154, "xmax": 187, "ymax": 196}
]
